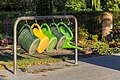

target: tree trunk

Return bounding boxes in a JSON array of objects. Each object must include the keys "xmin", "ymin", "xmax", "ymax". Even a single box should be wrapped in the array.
[{"xmin": 102, "ymin": 12, "xmax": 113, "ymax": 37}]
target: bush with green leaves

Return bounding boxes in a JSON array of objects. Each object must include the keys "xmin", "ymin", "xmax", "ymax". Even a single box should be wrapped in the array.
[
  {"xmin": 78, "ymin": 27, "xmax": 90, "ymax": 40},
  {"xmin": 92, "ymin": 41, "xmax": 109, "ymax": 54},
  {"xmin": 92, "ymin": 41, "xmax": 120, "ymax": 55},
  {"xmin": 92, "ymin": 35, "xmax": 98, "ymax": 42},
  {"xmin": 96, "ymin": 47, "xmax": 120, "ymax": 55},
  {"xmin": 65, "ymin": 0, "xmax": 86, "ymax": 11},
  {"xmin": 78, "ymin": 27, "xmax": 92, "ymax": 48},
  {"xmin": 92, "ymin": 41, "xmax": 109, "ymax": 49}
]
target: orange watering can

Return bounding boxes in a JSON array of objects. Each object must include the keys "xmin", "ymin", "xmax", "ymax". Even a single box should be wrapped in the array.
[{"xmin": 31, "ymin": 23, "xmax": 49, "ymax": 53}]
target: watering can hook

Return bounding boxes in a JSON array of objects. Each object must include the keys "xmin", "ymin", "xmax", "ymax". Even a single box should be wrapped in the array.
[
  {"xmin": 67, "ymin": 18, "xmax": 71, "ymax": 24},
  {"xmin": 43, "ymin": 19, "xmax": 46, "ymax": 23},
  {"xmin": 35, "ymin": 19, "xmax": 37, "ymax": 23},
  {"xmin": 52, "ymin": 19, "xmax": 57, "ymax": 24},
  {"xmin": 25, "ymin": 20, "xmax": 29, "ymax": 25},
  {"xmin": 60, "ymin": 18, "xmax": 63, "ymax": 22}
]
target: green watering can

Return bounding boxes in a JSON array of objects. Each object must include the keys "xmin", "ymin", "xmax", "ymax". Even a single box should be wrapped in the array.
[
  {"xmin": 18, "ymin": 24, "xmax": 40, "ymax": 55},
  {"xmin": 57, "ymin": 22, "xmax": 81, "ymax": 49},
  {"xmin": 41, "ymin": 23, "xmax": 57, "ymax": 52},
  {"xmin": 50, "ymin": 23, "xmax": 66, "ymax": 50}
]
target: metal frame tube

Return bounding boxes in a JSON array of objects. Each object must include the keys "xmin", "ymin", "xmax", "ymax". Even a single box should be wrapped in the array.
[{"xmin": 13, "ymin": 15, "xmax": 78, "ymax": 74}]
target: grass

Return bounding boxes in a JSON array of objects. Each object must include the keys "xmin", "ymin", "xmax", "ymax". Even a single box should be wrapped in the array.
[
  {"xmin": 17, "ymin": 57, "xmax": 62, "ymax": 68},
  {"xmin": 0, "ymin": 52, "xmax": 62, "ymax": 70},
  {"xmin": 0, "ymin": 45, "xmax": 64, "ymax": 70}
]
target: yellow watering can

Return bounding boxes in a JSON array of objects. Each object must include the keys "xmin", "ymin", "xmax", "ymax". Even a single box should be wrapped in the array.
[{"xmin": 31, "ymin": 23, "xmax": 49, "ymax": 53}]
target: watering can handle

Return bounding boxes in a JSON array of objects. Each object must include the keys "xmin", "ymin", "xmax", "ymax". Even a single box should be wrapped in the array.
[
  {"xmin": 18, "ymin": 24, "xmax": 34, "ymax": 35},
  {"xmin": 49, "ymin": 23, "xmax": 60, "ymax": 33},
  {"xmin": 31, "ymin": 23, "xmax": 43, "ymax": 34},
  {"xmin": 57, "ymin": 22, "xmax": 73, "ymax": 38},
  {"xmin": 41, "ymin": 23, "xmax": 52, "ymax": 34}
]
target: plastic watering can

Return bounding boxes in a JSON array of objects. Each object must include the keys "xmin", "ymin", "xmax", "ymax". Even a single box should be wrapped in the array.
[
  {"xmin": 18, "ymin": 24, "xmax": 40, "ymax": 55},
  {"xmin": 49, "ymin": 23, "xmax": 66, "ymax": 50},
  {"xmin": 57, "ymin": 22, "xmax": 81, "ymax": 49},
  {"xmin": 31, "ymin": 23, "xmax": 49, "ymax": 53},
  {"xmin": 41, "ymin": 23, "xmax": 57, "ymax": 52}
]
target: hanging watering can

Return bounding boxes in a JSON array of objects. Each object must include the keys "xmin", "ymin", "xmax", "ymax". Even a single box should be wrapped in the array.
[
  {"xmin": 18, "ymin": 24, "xmax": 40, "ymax": 55},
  {"xmin": 50, "ymin": 23, "xmax": 66, "ymax": 50},
  {"xmin": 57, "ymin": 22, "xmax": 81, "ymax": 49},
  {"xmin": 41, "ymin": 23, "xmax": 57, "ymax": 52},
  {"xmin": 31, "ymin": 23, "xmax": 49, "ymax": 53}
]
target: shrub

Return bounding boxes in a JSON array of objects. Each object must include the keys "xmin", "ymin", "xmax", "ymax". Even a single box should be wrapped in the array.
[
  {"xmin": 92, "ymin": 41, "xmax": 120, "ymax": 55},
  {"xmin": 92, "ymin": 41, "xmax": 109, "ymax": 49},
  {"xmin": 78, "ymin": 27, "xmax": 90, "ymax": 40},
  {"xmin": 92, "ymin": 41, "xmax": 109, "ymax": 54},
  {"xmin": 96, "ymin": 47, "xmax": 120, "ymax": 55},
  {"xmin": 92, "ymin": 35, "xmax": 98, "ymax": 42},
  {"xmin": 78, "ymin": 39, "xmax": 94, "ymax": 48}
]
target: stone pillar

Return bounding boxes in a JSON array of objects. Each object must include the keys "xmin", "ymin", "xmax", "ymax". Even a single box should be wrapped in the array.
[{"xmin": 102, "ymin": 12, "xmax": 113, "ymax": 37}]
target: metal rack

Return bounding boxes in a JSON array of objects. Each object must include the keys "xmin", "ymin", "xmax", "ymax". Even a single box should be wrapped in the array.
[{"xmin": 13, "ymin": 15, "xmax": 78, "ymax": 74}]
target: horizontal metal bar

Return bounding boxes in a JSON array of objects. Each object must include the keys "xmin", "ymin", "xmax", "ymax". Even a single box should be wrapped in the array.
[{"xmin": 15, "ymin": 15, "xmax": 76, "ymax": 20}]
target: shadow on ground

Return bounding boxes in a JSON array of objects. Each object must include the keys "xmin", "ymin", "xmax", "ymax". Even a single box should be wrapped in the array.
[
  {"xmin": 50, "ymin": 49, "xmax": 120, "ymax": 71},
  {"xmin": 79, "ymin": 55, "xmax": 120, "ymax": 71},
  {"xmin": 0, "ymin": 53, "xmax": 25, "ymax": 62},
  {"xmin": 51, "ymin": 53, "xmax": 99, "ymax": 60},
  {"xmin": 0, "ymin": 77, "xmax": 6, "ymax": 80}
]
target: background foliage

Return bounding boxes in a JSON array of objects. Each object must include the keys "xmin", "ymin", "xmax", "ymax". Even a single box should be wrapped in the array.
[{"xmin": 0, "ymin": 0, "xmax": 120, "ymax": 54}]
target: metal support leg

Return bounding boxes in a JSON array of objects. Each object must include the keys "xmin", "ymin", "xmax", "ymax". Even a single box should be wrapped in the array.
[{"xmin": 75, "ymin": 18, "xmax": 78, "ymax": 64}]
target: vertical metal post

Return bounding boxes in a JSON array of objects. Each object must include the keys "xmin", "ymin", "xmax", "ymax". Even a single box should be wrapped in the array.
[
  {"xmin": 13, "ymin": 18, "xmax": 21, "ymax": 74},
  {"xmin": 13, "ymin": 24, "xmax": 17, "ymax": 74},
  {"xmin": 74, "ymin": 18, "xmax": 78, "ymax": 64}
]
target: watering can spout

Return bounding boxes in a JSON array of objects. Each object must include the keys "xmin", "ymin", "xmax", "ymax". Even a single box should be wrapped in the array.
[{"xmin": 62, "ymin": 42, "xmax": 82, "ymax": 50}]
